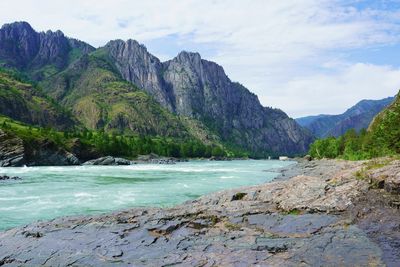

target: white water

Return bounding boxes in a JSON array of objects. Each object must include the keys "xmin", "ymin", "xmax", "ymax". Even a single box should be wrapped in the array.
[{"xmin": 0, "ymin": 160, "xmax": 293, "ymax": 230}]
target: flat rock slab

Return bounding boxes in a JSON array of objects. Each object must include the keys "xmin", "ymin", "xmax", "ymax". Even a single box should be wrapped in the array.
[{"xmin": 0, "ymin": 210, "xmax": 384, "ymax": 266}]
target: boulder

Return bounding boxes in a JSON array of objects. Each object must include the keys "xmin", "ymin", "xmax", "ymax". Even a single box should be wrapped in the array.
[
  {"xmin": 137, "ymin": 153, "xmax": 160, "ymax": 161},
  {"xmin": 0, "ymin": 129, "xmax": 25, "ymax": 167},
  {"xmin": 0, "ymin": 129, "xmax": 80, "ymax": 167},
  {"xmin": 24, "ymin": 139, "xmax": 80, "ymax": 166},
  {"xmin": 0, "ymin": 175, "xmax": 22, "ymax": 180},
  {"xmin": 83, "ymin": 156, "xmax": 132, "ymax": 166}
]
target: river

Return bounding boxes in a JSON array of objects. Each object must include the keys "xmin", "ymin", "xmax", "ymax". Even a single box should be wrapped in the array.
[{"xmin": 0, "ymin": 160, "xmax": 293, "ymax": 230}]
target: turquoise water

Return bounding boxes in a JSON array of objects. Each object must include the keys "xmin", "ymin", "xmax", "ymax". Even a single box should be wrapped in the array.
[{"xmin": 0, "ymin": 160, "xmax": 293, "ymax": 230}]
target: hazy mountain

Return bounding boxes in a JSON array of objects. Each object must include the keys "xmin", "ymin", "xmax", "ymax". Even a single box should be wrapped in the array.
[{"xmin": 297, "ymin": 97, "xmax": 394, "ymax": 138}]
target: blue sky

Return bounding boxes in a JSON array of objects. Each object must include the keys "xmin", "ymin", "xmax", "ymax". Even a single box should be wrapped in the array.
[{"xmin": 1, "ymin": 0, "xmax": 400, "ymax": 117}]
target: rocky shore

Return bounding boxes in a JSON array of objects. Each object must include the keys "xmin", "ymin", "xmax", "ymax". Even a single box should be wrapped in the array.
[{"xmin": 0, "ymin": 158, "xmax": 399, "ymax": 266}]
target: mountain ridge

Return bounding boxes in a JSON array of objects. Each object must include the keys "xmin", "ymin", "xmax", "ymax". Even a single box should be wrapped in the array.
[
  {"xmin": 297, "ymin": 97, "xmax": 394, "ymax": 138},
  {"xmin": 0, "ymin": 21, "xmax": 314, "ymax": 156}
]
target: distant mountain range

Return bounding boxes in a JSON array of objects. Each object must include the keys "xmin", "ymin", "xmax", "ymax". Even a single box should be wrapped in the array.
[
  {"xmin": 296, "ymin": 97, "xmax": 394, "ymax": 138},
  {"xmin": 0, "ymin": 21, "xmax": 314, "ymax": 157}
]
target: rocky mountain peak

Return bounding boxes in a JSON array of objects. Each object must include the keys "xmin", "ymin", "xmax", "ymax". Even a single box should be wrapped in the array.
[
  {"xmin": 105, "ymin": 39, "xmax": 174, "ymax": 111},
  {"xmin": 0, "ymin": 22, "xmax": 94, "ymax": 80},
  {"xmin": 106, "ymin": 39, "xmax": 146, "ymax": 52},
  {"xmin": 1, "ymin": 21, "xmax": 34, "ymax": 33},
  {"xmin": 100, "ymin": 38, "xmax": 314, "ymax": 154},
  {"xmin": 0, "ymin": 21, "xmax": 40, "ymax": 66},
  {"xmin": 175, "ymin": 51, "xmax": 202, "ymax": 62},
  {"xmin": 0, "ymin": 21, "xmax": 314, "ymax": 155}
]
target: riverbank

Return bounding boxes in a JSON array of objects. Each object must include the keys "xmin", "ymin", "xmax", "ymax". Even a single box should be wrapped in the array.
[{"xmin": 0, "ymin": 158, "xmax": 399, "ymax": 266}]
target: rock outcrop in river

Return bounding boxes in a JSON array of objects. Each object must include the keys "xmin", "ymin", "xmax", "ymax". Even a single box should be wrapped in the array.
[
  {"xmin": 0, "ymin": 158, "xmax": 399, "ymax": 266},
  {"xmin": 0, "ymin": 129, "xmax": 79, "ymax": 167}
]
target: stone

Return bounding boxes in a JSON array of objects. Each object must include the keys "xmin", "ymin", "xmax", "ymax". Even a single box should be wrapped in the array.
[
  {"xmin": 83, "ymin": 156, "xmax": 132, "ymax": 166},
  {"xmin": 304, "ymin": 154, "xmax": 312, "ymax": 161},
  {"xmin": 0, "ymin": 129, "xmax": 25, "ymax": 167},
  {"xmin": 0, "ymin": 175, "xmax": 22, "ymax": 181}
]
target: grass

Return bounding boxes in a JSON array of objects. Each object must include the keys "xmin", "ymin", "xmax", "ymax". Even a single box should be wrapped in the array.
[
  {"xmin": 224, "ymin": 222, "xmax": 241, "ymax": 231},
  {"xmin": 283, "ymin": 209, "xmax": 302, "ymax": 215},
  {"xmin": 363, "ymin": 158, "xmax": 393, "ymax": 170},
  {"xmin": 354, "ymin": 169, "xmax": 367, "ymax": 180},
  {"xmin": 354, "ymin": 158, "xmax": 394, "ymax": 180}
]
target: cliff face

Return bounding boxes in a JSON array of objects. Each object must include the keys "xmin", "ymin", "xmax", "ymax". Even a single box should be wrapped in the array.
[
  {"xmin": 297, "ymin": 97, "xmax": 394, "ymax": 138},
  {"xmin": 0, "ymin": 21, "xmax": 314, "ymax": 156},
  {"xmin": 40, "ymin": 53, "xmax": 193, "ymax": 139},
  {"xmin": 0, "ymin": 21, "xmax": 94, "ymax": 79},
  {"xmin": 105, "ymin": 40, "xmax": 174, "ymax": 111},
  {"xmin": 104, "ymin": 42, "xmax": 313, "ymax": 155},
  {"xmin": 0, "ymin": 129, "xmax": 79, "ymax": 167}
]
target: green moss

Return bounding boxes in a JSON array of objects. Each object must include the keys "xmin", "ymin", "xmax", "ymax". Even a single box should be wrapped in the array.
[
  {"xmin": 282, "ymin": 209, "xmax": 302, "ymax": 215},
  {"xmin": 224, "ymin": 222, "xmax": 241, "ymax": 231},
  {"xmin": 354, "ymin": 169, "xmax": 367, "ymax": 180}
]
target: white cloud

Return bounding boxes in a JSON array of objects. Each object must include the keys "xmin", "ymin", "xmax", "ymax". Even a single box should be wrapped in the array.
[
  {"xmin": 0, "ymin": 0, "xmax": 400, "ymax": 117},
  {"xmin": 265, "ymin": 63, "xmax": 400, "ymax": 117}
]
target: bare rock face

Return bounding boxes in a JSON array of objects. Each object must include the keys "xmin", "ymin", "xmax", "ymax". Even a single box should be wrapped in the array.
[
  {"xmin": 104, "ymin": 43, "xmax": 314, "ymax": 155},
  {"xmin": 82, "ymin": 156, "xmax": 132, "ymax": 166},
  {"xmin": 105, "ymin": 40, "xmax": 174, "ymax": 111},
  {"xmin": 0, "ymin": 22, "xmax": 39, "ymax": 67},
  {"xmin": 0, "ymin": 21, "xmax": 94, "ymax": 79},
  {"xmin": 0, "ymin": 22, "xmax": 313, "ymax": 156},
  {"xmin": 0, "ymin": 129, "xmax": 79, "ymax": 167},
  {"xmin": 162, "ymin": 51, "xmax": 314, "ymax": 155},
  {"xmin": 0, "ymin": 129, "xmax": 25, "ymax": 167}
]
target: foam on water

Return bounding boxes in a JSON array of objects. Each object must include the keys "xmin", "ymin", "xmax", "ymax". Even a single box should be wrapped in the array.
[{"xmin": 0, "ymin": 160, "xmax": 294, "ymax": 230}]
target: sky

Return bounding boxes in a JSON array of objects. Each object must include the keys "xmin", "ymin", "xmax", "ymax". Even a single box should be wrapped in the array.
[{"xmin": 1, "ymin": 0, "xmax": 400, "ymax": 118}]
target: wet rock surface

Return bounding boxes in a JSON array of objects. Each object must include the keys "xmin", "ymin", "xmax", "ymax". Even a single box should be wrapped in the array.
[
  {"xmin": 0, "ymin": 158, "xmax": 399, "ymax": 266},
  {"xmin": 134, "ymin": 153, "xmax": 188, "ymax": 164},
  {"xmin": 83, "ymin": 156, "xmax": 132, "ymax": 166},
  {"xmin": 0, "ymin": 129, "xmax": 25, "ymax": 167},
  {"xmin": 0, "ymin": 129, "xmax": 80, "ymax": 167},
  {"xmin": 0, "ymin": 175, "xmax": 21, "ymax": 181}
]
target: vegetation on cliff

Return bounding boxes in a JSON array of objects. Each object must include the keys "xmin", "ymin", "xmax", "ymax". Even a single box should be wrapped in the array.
[
  {"xmin": 297, "ymin": 97, "xmax": 394, "ymax": 138},
  {"xmin": 0, "ymin": 68, "xmax": 77, "ymax": 130},
  {"xmin": 0, "ymin": 115, "xmax": 246, "ymax": 161},
  {"xmin": 309, "ymin": 91, "xmax": 400, "ymax": 160},
  {"xmin": 0, "ymin": 22, "xmax": 314, "ymax": 157}
]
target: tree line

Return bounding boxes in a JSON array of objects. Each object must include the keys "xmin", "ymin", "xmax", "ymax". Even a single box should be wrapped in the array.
[{"xmin": 1, "ymin": 119, "xmax": 248, "ymax": 159}]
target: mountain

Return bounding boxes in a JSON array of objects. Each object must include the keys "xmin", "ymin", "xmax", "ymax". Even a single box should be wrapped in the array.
[
  {"xmin": 297, "ymin": 97, "xmax": 394, "ymax": 138},
  {"xmin": 40, "ymin": 52, "xmax": 196, "ymax": 139},
  {"xmin": 0, "ymin": 21, "xmax": 94, "ymax": 80},
  {"xmin": 99, "ymin": 40, "xmax": 313, "ymax": 155},
  {"xmin": 0, "ymin": 69, "xmax": 77, "ymax": 130},
  {"xmin": 367, "ymin": 91, "xmax": 400, "ymax": 154},
  {"xmin": 308, "ymin": 91, "xmax": 400, "ymax": 160},
  {"xmin": 0, "ymin": 22, "xmax": 314, "ymax": 156}
]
